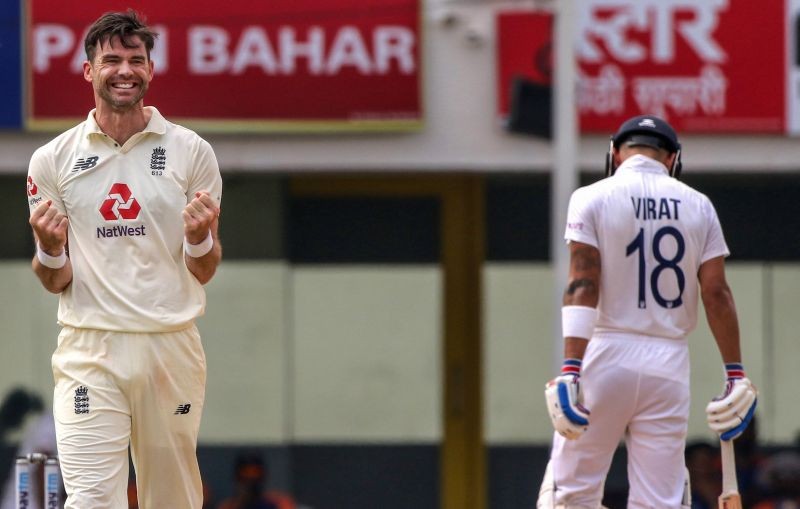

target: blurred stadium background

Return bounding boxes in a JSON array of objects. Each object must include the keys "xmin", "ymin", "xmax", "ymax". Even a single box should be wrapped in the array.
[{"xmin": 1, "ymin": 0, "xmax": 799, "ymax": 508}]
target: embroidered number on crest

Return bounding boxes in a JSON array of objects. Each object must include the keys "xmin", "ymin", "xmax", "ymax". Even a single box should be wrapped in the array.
[{"xmin": 150, "ymin": 146, "xmax": 166, "ymax": 176}]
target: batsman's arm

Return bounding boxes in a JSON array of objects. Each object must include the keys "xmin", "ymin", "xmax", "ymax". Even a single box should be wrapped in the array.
[
  {"xmin": 701, "ymin": 255, "xmax": 757, "ymax": 441},
  {"xmin": 543, "ymin": 240, "xmax": 600, "ymax": 439},
  {"xmin": 562, "ymin": 241, "xmax": 601, "ymax": 358},
  {"xmin": 698, "ymin": 256, "xmax": 741, "ymax": 364}
]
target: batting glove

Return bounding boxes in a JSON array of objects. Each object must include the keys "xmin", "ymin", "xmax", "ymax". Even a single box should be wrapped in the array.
[
  {"xmin": 544, "ymin": 359, "xmax": 590, "ymax": 440},
  {"xmin": 705, "ymin": 363, "xmax": 757, "ymax": 441}
]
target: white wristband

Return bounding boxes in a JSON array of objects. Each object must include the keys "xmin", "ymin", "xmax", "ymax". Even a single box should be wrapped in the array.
[
  {"xmin": 184, "ymin": 232, "xmax": 214, "ymax": 258},
  {"xmin": 37, "ymin": 243, "xmax": 67, "ymax": 269},
  {"xmin": 562, "ymin": 305, "xmax": 597, "ymax": 340}
]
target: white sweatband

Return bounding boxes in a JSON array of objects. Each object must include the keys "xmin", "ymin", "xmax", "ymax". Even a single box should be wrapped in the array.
[
  {"xmin": 561, "ymin": 305, "xmax": 597, "ymax": 340},
  {"xmin": 184, "ymin": 232, "xmax": 214, "ymax": 258},
  {"xmin": 37, "ymin": 243, "xmax": 67, "ymax": 269}
]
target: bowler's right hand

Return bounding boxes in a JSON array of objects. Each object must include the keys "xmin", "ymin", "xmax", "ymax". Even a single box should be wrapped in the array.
[{"xmin": 30, "ymin": 200, "xmax": 69, "ymax": 255}]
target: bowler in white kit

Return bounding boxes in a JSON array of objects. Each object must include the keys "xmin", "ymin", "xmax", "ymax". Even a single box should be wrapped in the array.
[
  {"xmin": 537, "ymin": 115, "xmax": 757, "ymax": 508},
  {"xmin": 26, "ymin": 10, "xmax": 222, "ymax": 508}
]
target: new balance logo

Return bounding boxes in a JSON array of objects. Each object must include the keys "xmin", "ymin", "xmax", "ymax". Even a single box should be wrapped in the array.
[
  {"xmin": 174, "ymin": 403, "xmax": 192, "ymax": 415},
  {"xmin": 72, "ymin": 156, "xmax": 99, "ymax": 171},
  {"xmin": 150, "ymin": 146, "xmax": 166, "ymax": 172},
  {"xmin": 74, "ymin": 386, "xmax": 89, "ymax": 414}
]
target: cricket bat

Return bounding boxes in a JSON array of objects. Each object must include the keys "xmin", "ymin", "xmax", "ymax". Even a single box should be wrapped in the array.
[{"xmin": 718, "ymin": 439, "xmax": 742, "ymax": 509}]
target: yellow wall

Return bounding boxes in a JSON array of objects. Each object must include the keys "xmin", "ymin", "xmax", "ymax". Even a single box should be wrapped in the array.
[{"xmin": 1, "ymin": 262, "xmax": 794, "ymax": 445}]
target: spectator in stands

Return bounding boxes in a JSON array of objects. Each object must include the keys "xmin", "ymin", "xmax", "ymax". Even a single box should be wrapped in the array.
[
  {"xmin": 734, "ymin": 414, "xmax": 767, "ymax": 507},
  {"xmin": 685, "ymin": 441, "xmax": 720, "ymax": 509},
  {"xmin": 0, "ymin": 387, "xmax": 43, "ymax": 444},
  {"xmin": 217, "ymin": 453, "xmax": 296, "ymax": 509},
  {"xmin": 753, "ymin": 451, "xmax": 800, "ymax": 509},
  {"xmin": 0, "ymin": 390, "xmax": 60, "ymax": 509},
  {"xmin": 127, "ymin": 478, "xmax": 138, "ymax": 509}
]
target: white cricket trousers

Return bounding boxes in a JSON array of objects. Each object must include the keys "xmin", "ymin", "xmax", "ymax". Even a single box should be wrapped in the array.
[
  {"xmin": 548, "ymin": 334, "xmax": 690, "ymax": 509},
  {"xmin": 51, "ymin": 325, "xmax": 206, "ymax": 509}
]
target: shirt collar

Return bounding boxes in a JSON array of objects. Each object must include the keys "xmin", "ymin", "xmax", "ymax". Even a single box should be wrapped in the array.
[
  {"xmin": 614, "ymin": 154, "xmax": 669, "ymax": 176},
  {"xmin": 84, "ymin": 106, "xmax": 167, "ymax": 139}
]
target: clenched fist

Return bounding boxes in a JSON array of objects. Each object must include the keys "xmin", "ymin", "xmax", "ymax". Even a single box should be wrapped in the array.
[
  {"xmin": 30, "ymin": 200, "xmax": 68, "ymax": 255},
  {"xmin": 183, "ymin": 191, "xmax": 219, "ymax": 244}
]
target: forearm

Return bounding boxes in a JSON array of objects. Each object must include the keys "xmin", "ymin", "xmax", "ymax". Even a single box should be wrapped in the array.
[
  {"xmin": 564, "ymin": 336, "xmax": 589, "ymax": 360},
  {"xmin": 32, "ymin": 256, "xmax": 72, "ymax": 293},
  {"xmin": 563, "ymin": 242, "xmax": 600, "ymax": 308},
  {"xmin": 561, "ymin": 241, "xmax": 601, "ymax": 361},
  {"xmin": 703, "ymin": 286, "xmax": 742, "ymax": 364},
  {"xmin": 185, "ymin": 234, "xmax": 221, "ymax": 284}
]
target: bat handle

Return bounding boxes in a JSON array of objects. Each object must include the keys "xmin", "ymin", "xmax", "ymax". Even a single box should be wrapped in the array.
[{"xmin": 720, "ymin": 438, "xmax": 739, "ymax": 492}]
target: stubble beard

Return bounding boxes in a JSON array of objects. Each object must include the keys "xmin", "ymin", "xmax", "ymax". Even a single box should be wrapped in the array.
[{"xmin": 98, "ymin": 82, "xmax": 148, "ymax": 112}]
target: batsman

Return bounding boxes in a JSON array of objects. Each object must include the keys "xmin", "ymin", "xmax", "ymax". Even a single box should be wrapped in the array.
[{"xmin": 537, "ymin": 115, "xmax": 757, "ymax": 508}]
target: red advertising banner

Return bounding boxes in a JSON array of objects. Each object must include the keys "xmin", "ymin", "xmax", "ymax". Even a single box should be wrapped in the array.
[
  {"xmin": 28, "ymin": 0, "xmax": 421, "ymax": 132},
  {"xmin": 498, "ymin": 1, "xmax": 786, "ymax": 133}
]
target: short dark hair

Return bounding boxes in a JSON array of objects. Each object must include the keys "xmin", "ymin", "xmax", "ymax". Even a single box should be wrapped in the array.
[{"xmin": 84, "ymin": 10, "xmax": 157, "ymax": 63}]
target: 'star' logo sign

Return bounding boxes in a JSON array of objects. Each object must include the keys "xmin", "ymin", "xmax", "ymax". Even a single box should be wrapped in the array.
[
  {"xmin": 26, "ymin": 176, "xmax": 38, "ymax": 196},
  {"xmin": 99, "ymin": 183, "xmax": 141, "ymax": 220}
]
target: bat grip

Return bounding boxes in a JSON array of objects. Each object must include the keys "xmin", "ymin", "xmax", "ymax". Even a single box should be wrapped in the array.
[{"xmin": 720, "ymin": 439, "xmax": 739, "ymax": 493}]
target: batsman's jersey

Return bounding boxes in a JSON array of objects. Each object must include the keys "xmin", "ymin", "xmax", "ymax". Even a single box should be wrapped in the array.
[
  {"xmin": 564, "ymin": 154, "xmax": 729, "ymax": 339},
  {"xmin": 26, "ymin": 107, "xmax": 222, "ymax": 332}
]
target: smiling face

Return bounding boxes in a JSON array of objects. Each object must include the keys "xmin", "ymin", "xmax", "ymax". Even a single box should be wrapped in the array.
[{"xmin": 84, "ymin": 35, "xmax": 153, "ymax": 111}]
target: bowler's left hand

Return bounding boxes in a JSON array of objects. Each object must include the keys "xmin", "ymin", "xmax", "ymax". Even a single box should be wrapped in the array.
[{"xmin": 183, "ymin": 191, "xmax": 220, "ymax": 244}]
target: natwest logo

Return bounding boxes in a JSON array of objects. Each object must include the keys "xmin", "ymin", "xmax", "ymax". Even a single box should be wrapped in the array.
[
  {"xmin": 27, "ymin": 176, "xmax": 38, "ymax": 196},
  {"xmin": 99, "ymin": 183, "xmax": 141, "ymax": 220}
]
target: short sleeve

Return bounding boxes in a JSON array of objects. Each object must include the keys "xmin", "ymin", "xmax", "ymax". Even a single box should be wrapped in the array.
[
  {"xmin": 27, "ymin": 147, "xmax": 65, "ymax": 215},
  {"xmin": 187, "ymin": 138, "xmax": 222, "ymax": 207},
  {"xmin": 700, "ymin": 196, "xmax": 730, "ymax": 262},
  {"xmin": 564, "ymin": 187, "xmax": 599, "ymax": 247}
]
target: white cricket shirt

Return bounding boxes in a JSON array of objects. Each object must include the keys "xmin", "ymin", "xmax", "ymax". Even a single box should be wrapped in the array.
[
  {"xmin": 564, "ymin": 154, "xmax": 729, "ymax": 340},
  {"xmin": 27, "ymin": 107, "xmax": 222, "ymax": 332}
]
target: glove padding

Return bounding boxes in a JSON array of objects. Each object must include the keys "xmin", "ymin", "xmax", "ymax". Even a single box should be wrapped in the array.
[
  {"xmin": 705, "ymin": 377, "xmax": 757, "ymax": 441},
  {"xmin": 544, "ymin": 374, "xmax": 590, "ymax": 440}
]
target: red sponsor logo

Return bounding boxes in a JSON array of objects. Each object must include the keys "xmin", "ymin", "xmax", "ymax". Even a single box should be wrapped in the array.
[
  {"xmin": 28, "ymin": 0, "xmax": 421, "ymax": 129},
  {"xmin": 497, "ymin": 1, "xmax": 786, "ymax": 133},
  {"xmin": 27, "ymin": 176, "xmax": 38, "ymax": 196},
  {"xmin": 99, "ymin": 183, "xmax": 141, "ymax": 220}
]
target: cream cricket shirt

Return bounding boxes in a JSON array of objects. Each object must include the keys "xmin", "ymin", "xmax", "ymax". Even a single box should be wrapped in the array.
[
  {"xmin": 27, "ymin": 107, "xmax": 222, "ymax": 332},
  {"xmin": 564, "ymin": 155, "xmax": 729, "ymax": 340}
]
